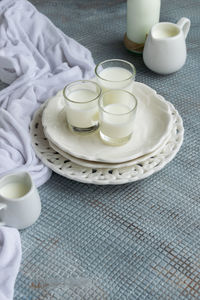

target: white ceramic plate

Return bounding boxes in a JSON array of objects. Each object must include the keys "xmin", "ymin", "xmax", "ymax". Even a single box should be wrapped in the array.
[
  {"xmin": 42, "ymin": 82, "xmax": 173, "ymax": 163},
  {"xmin": 31, "ymin": 103, "xmax": 184, "ymax": 185},
  {"xmin": 48, "ymin": 129, "xmax": 171, "ymax": 168}
]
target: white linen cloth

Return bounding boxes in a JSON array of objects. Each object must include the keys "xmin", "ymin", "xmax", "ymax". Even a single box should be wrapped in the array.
[
  {"xmin": 0, "ymin": 0, "xmax": 95, "ymax": 186},
  {"xmin": 0, "ymin": 227, "xmax": 21, "ymax": 300}
]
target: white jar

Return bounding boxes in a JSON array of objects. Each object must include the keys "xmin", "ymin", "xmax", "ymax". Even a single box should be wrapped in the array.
[{"xmin": 127, "ymin": 0, "xmax": 161, "ymax": 47}]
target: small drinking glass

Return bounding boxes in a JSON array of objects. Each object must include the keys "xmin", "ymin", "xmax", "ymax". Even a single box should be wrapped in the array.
[
  {"xmin": 63, "ymin": 80, "xmax": 101, "ymax": 134},
  {"xmin": 95, "ymin": 59, "xmax": 136, "ymax": 91},
  {"xmin": 99, "ymin": 89, "xmax": 137, "ymax": 146}
]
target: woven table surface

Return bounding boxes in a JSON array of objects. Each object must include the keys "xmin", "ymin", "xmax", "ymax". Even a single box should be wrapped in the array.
[{"xmin": 12, "ymin": 0, "xmax": 200, "ymax": 299}]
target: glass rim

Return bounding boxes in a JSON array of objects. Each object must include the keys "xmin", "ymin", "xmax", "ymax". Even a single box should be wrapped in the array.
[
  {"xmin": 63, "ymin": 80, "xmax": 102, "ymax": 104},
  {"xmin": 95, "ymin": 59, "xmax": 136, "ymax": 83},
  {"xmin": 99, "ymin": 89, "xmax": 138, "ymax": 116}
]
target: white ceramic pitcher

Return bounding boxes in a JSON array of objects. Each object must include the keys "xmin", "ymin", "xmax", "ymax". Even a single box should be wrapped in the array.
[
  {"xmin": 143, "ymin": 17, "xmax": 191, "ymax": 74},
  {"xmin": 0, "ymin": 172, "xmax": 41, "ymax": 229}
]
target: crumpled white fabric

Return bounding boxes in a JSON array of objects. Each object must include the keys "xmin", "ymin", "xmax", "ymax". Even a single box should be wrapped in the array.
[
  {"xmin": 0, "ymin": 0, "xmax": 95, "ymax": 186},
  {"xmin": 0, "ymin": 227, "xmax": 21, "ymax": 300}
]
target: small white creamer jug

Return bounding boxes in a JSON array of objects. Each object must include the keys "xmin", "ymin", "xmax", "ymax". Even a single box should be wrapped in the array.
[
  {"xmin": 0, "ymin": 172, "xmax": 41, "ymax": 229},
  {"xmin": 143, "ymin": 17, "xmax": 191, "ymax": 74}
]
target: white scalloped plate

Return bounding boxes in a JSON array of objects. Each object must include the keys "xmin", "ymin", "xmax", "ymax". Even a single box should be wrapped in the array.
[
  {"xmin": 48, "ymin": 130, "xmax": 171, "ymax": 168},
  {"xmin": 42, "ymin": 82, "xmax": 173, "ymax": 163},
  {"xmin": 30, "ymin": 103, "xmax": 184, "ymax": 185}
]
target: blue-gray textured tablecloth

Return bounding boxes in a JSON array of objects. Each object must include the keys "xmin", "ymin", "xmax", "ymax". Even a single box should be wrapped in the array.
[{"xmin": 11, "ymin": 0, "xmax": 200, "ymax": 299}]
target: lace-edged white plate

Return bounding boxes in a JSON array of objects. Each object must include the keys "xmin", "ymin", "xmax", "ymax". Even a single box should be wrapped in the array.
[
  {"xmin": 30, "ymin": 103, "xmax": 184, "ymax": 185},
  {"xmin": 48, "ymin": 132, "xmax": 171, "ymax": 169},
  {"xmin": 42, "ymin": 82, "xmax": 173, "ymax": 163}
]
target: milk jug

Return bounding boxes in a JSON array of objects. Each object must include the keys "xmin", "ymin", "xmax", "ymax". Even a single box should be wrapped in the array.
[{"xmin": 143, "ymin": 18, "xmax": 191, "ymax": 74}]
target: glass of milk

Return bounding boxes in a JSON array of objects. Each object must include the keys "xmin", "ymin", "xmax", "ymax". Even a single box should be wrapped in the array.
[
  {"xmin": 95, "ymin": 59, "xmax": 136, "ymax": 92},
  {"xmin": 99, "ymin": 90, "xmax": 137, "ymax": 146},
  {"xmin": 63, "ymin": 80, "xmax": 102, "ymax": 134}
]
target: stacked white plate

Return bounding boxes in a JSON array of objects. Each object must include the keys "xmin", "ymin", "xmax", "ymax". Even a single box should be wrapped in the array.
[{"xmin": 30, "ymin": 82, "xmax": 184, "ymax": 185}]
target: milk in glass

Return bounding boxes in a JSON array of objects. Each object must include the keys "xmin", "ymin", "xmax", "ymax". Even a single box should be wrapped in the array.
[
  {"xmin": 95, "ymin": 59, "xmax": 136, "ymax": 92},
  {"xmin": 64, "ymin": 80, "xmax": 101, "ymax": 133},
  {"xmin": 99, "ymin": 90, "xmax": 137, "ymax": 146},
  {"xmin": 100, "ymin": 103, "xmax": 134, "ymax": 139},
  {"xmin": 66, "ymin": 90, "xmax": 98, "ymax": 129},
  {"xmin": 98, "ymin": 67, "xmax": 133, "ymax": 91}
]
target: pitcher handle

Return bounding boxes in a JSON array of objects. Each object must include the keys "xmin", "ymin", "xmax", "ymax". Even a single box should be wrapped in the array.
[
  {"xmin": 0, "ymin": 203, "xmax": 6, "ymax": 226},
  {"xmin": 177, "ymin": 17, "xmax": 191, "ymax": 39}
]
